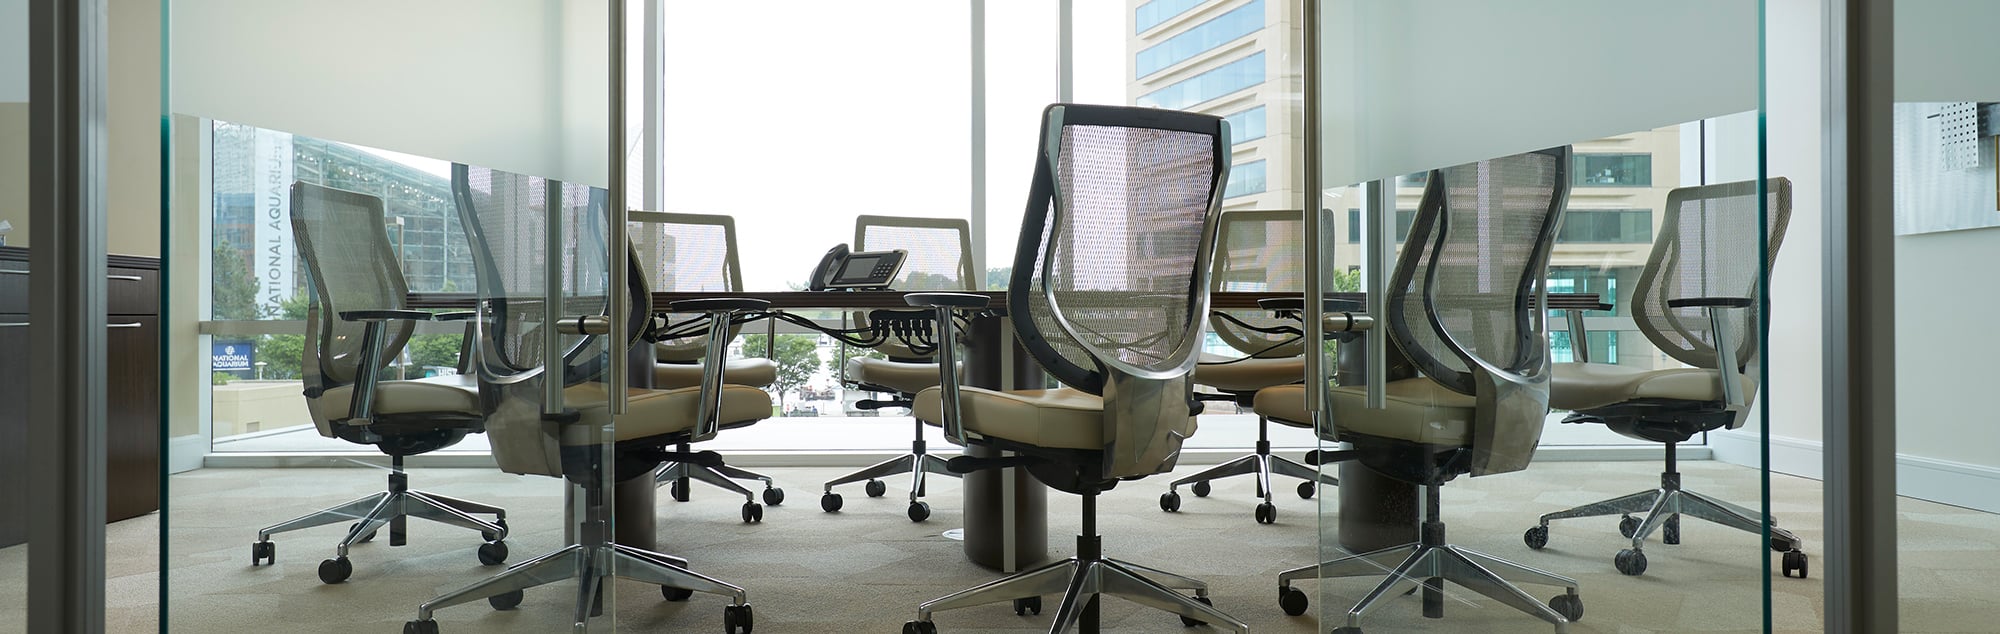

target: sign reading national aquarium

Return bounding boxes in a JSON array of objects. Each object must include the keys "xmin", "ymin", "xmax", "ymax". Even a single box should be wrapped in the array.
[
  {"xmin": 254, "ymin": 129, "xmax": 295, "ymax": 315},
  {"xmin": 212, "ymin": 341, "xmax": 255, "ymax": 372}
]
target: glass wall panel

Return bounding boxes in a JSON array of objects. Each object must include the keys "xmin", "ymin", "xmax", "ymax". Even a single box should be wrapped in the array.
[
  {"xmin": 166, "ymin": 1, "xmax": 621, "ymax": 631},
  {"xmin": 1893, "ymin": 1, "xmax": 2000, "ymax": 628},
  {"xmin": 0, "ymin": 0, "xmax": 27, "ymax": 627},
  {"xmin": 1310, "ymin": 2, "xmax": 1784, "ymax": 632}
]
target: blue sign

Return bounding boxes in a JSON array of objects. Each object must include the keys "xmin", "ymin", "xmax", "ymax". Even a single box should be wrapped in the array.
[{"xmin": 212, "ymin": 341, "xmax": 255, "ymax": 372}]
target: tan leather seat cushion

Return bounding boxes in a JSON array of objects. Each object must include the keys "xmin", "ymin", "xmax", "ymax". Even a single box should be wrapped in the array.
[
  {"xmin": 1253, "ymin": 379, "xmax": 1476, "ymax": 445},
  {"xmin": 911, "ymin": 386, "xmax": 1115, "ymax": 450},
  {"xmin": 1195, "ymin": 353, "xmax": 1303, "ymax": 392},
  {"xmin": 1550, "ymin": 363, "xmax": 1755, "ymax": 411},
  {"xmin": 317, "ymin": 374, "xmax": 480, "ymax": 420},
  {"xmin": 849, "ymin": 357, "xmax": 946, "ymax": 395},
  {"xmin": 653, "ymin": 358, "xmax": 778, "ymax": 390},
  {"xmin": 563, "ymin": 382, "xmax": 773, "ymax": 443}
]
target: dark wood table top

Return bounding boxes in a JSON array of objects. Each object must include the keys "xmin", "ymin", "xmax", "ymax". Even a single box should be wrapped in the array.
[{"xmin": 409, "ymin": 290, "xmax": 1609, "ymax": 311}]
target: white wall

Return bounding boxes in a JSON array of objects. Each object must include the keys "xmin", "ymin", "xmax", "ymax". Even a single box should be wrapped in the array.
[{"xmin": 172, "ymin": 0, "xmax": 609, "ymax": 187}]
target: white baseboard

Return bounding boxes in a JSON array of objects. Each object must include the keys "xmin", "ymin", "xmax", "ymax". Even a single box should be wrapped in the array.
[{"xmin": 1712, "ymin": 429, "xmax": 2000, "ymax": 513}]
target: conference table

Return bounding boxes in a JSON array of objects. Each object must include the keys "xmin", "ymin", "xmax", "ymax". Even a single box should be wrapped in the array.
[{"xmin": 411, "ymin": 289, "xmax": 1608, "ymax": 565}]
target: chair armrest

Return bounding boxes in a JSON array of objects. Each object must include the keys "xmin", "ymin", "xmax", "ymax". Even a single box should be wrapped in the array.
[
  {"xmin": 434, "ymin": 311, "xmax": 476, "ymax": 321},
  {"xmin": 904, "ymin": 292, "xmax": 989, "ymax": 309},
  {"xmin": 339, "ymin": 309, "xmax": 433, "ymax": 322},
  {"xmin": 1667, "ymin": 296, "xmax": 1752, "ymax": 309},
  {"xmin": 668, "ymin": 297, "xmax": 771, "ymax": 312},
  {"xmin": 1256, "ymin": 297, "xmax": 1364, "ymax": 313}
]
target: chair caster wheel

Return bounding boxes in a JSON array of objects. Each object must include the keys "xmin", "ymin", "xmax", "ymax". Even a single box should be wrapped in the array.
[
  {"xmin": 1614, "ymin": 548, "xmax": 1647, "ymax": 576},
  {"xmin": 488, "ymin": 588, "xmax": 523, "ymax": 610},
  {"xmin": 349, "ymin": 522, "xmax": 377, "ymax": 543},
  {"xmin": 402, "ymin": 620, "xmax": 439, "ymax": 634},
  {"xmin": 762, "ymin": 487, "xmax": 785, "ymax": 506},
  {"xmin": 481, "ymin": 518, "xmax": 509, "ymax": 542},
  {"xmin": 477, "ymin": 540, "xmax": 508, "ymax": 566},
  {"xmin": 662, "ymin": 585, "xmax": 694, "ymax": 601},
  {"xmin": 1190, "ymin": 480, "xmax": 1211, "ymax": 497},
  {"xmin": 820, "ymin": 492, "xmax": 843, "ymax": 512},
  {"xmin": 1254, "ymin": 502, "xmax": 1277, "ymax": 524},
  {"xmin": 741, "ymin": 502, "xmax": 764, "ymax": 523},
  {"xmin": 1618, "ymin": 515, "xmax": 1640, "ymax": 538},
  {"xmin": 1549, "ymin": 593, "xmax": 1583, "ymax": 622},
  {"xmin": 1297, "ymin": 481, "xmax": 1316, "ymax": 499},
  {"xmin": 250, "ymin": 541, "xmax": 275, "ymax": 566},
  {"xmin": 1178, "ymin": 595, "xmax": 1213, "ymax": 626},
  {"xmin": 865, "ymin": 479, "xmax": 887, "ymax": 498},
  {"xmin": 317, "ymin": 557, "xmax": 352, "ymax": 584},
  {"xmin": 902, "ymin": 621, "xmax": 937, "ymax": 634},
  {"xmin": 669, "ymin": 479, "xmax": 691, "ymax": 502},
  {"xmin": 1782, "ymin": 550, "xmax": 1809, "ymax": 578},
  {"xmin": 1013, "ymin": 596, "xmax": 1041, "ymax": 615},
  {"xmin": 908, "ymin": 501, "xmax": 931, "ymax": 522},
  {"xmin": 1159, "ymin": 491, "xmax": 1182, "ymax": 512},
  {"xmin": 1523, "ymin": 525, "xmax": 1549, "ymax": 550},
  {"xmin": 723, "ymin": 603, "xmax": 754, "ymax": 634},
  {"xmin": 1279, "ymin": 586, "xmax": 1310, "ymax": 616},
  {"xmin": 1331, "ymin": 628, "xmax": 1363, "ymax": 634}
]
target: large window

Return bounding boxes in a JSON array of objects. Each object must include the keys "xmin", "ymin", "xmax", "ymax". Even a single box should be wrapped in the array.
[
  {"xmin": 1135, "ymin": 0, "xmax": 1264, "ymax": 79},
  {"xmin": 1223, "ymin": 159, "xmax": 1267, "ymax": 199},
  {"xmin": 1557, "ymin": 209, "xmax": 1653, "ymax": 243},
  {"xmin": 1345, "ymin": 208, "xmax": 1415, "ymax": 243},
  {"xmin": 1136, "ymin": 51, "xmax": 1266, "ymax": 110},
  {"xmin": 1134, "ymin": 0, "xmax": 1208, "ymax": 33},
  {"xmin": 1222, "ymin": 105, "xmax": 1266, "ymax": 144},
  {"xmin": 1573, "ymin": 152, "xmax": 1653, "ymax": 187}
]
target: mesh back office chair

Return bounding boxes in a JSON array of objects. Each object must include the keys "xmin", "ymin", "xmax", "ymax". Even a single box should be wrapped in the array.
[
  {"xmin": 634, "ymin": 212, "xmax": 786, "ymax": 511},
  {"xmin": 899, "ymin": 104, "xmax": 1247, "ymax": 634},
  {"xmin": 1159, "ymin": 209, "xmax": 1340, "ymax": 524},
  {"xmin": 1524, "ymin": 178, "xmax": 1806, "ymax": 578},
  {"xmin": 249, "ymin": 182, "xmax": 508, "ymax": 585},
  {"xmin": 404, "ymin": 166, "xmax": 767, "ymax": 634},
  {"xmin": 820, "ymin": 215, "xmax": 975, "ymax": 522},
  {"xmin": 1259, "ymin": 148, "xmax": 1584, "ymax": 632}
]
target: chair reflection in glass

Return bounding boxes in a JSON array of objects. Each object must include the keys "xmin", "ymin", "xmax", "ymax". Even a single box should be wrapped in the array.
[{"xmin": 1261, "ymin": 147, "xmax": 1583, "ymax": 632}]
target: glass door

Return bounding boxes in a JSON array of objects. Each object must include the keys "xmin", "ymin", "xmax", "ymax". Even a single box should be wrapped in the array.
[{"xmin": 0, "ymin": 0, "xmax": 31, "ymax": 626}]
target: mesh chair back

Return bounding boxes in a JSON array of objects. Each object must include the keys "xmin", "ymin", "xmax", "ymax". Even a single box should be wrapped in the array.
[
  {"xmin": 1386, "ymin": 146, "xmax": 1568, "ymax": 476},
  {"xmin": 1632, "ymin": 178, "xmax": 1791, "ymax": 372},
  {"xmin": 291, "ymin": 182, "xmax": 414, "ymax": 390},
  {"xmin": 1010, "ymin": 104, "xmax": 1229, "ymax": 479},
  {"xmin": 854, "ymin": 215, "xmax": 974, "ymax": 360},
  {"xmin": 632, "ymin": 212, "xmax": 742, "ymax": 363},
  {"xmin": 452, "ymin": 164, "xmax": 646, "ymax": 476},
  {"xmin": 1210, "ymin": 209, "xmax": 1319, "ymax": 358}
]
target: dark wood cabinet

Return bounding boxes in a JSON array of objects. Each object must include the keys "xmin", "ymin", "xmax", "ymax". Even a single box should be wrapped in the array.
[{"xmin": 0, "ymin": 248, "xmax": 161, "ymax": 548}]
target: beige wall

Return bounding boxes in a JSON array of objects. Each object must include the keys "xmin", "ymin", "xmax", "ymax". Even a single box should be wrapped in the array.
[{"xmin": 0, "ymin": 0, "xmax": 162, "ymax": 255}]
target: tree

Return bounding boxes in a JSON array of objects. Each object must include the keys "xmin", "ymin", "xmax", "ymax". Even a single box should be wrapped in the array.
[
  {"xmin": 984, "ymin": 266, "xmax": 1011, "ymax": 290},
  {"xmin": 212, "ymin": 241, "xmax": 261, "ymax": 321},
  {"xmin": 741, "ymin": 333, "xmax": 820, "ymax": 413}
]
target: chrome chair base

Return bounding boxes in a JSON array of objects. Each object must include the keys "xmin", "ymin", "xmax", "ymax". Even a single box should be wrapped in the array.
[
  {"xmin": 656, "ymin": 459, "xmax": 782, "ymax": 507},
  {"xmin": 1532, "ymin": 485, "xmax": 1807, "ymax": 575},
  {"xmin": 909, "ymin": 556, "xmax": 1247, "ymax": 634},
  {"xmin": 1161, "ymin": 419, "xmax": 1340, "ymax": 523},
  {"xmin": 1279, "ymin": 542, "xmax": 1578, "ymax": 633},
  {"xmin": 408, "ymin": 539, "xmax": 748, "ymax": 633},
  {"xmin": 251, "ymin": 461, "xmax": 507, "ymax": 579},
  {"xmin": 822, "ymin": 449, "xmax": 959, "ymax": 502}
]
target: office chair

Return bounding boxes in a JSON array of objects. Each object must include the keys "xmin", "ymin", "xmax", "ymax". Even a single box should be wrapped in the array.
[
  {"xmin": 820, "ymin": 215, "xmax": 975, "ymax": 522},
  {"xmin": 1523, "ymin": 178, "xmax": 1807, "ymax": 578},
  {"xmin": 404, "ymin": 166, "xmax": 764, "ymax": 634},
  {"xmin": 249, "ymin": 182, "xmax": 508, "ymax": 585},
  {"xmin": 1159, "ymin": 209, "xmax": 1340, "ymax": 524},
  {"xmin": 633, "ymin": 211, "xmax": 785, "ymax": 511},
  {"xmin": 1262, "ymin": 147, "xmax": 1583, "ymax": 632},
  {"xmin": 899, "ymin": 103, "xmax": 1247, "ymax": 634}
]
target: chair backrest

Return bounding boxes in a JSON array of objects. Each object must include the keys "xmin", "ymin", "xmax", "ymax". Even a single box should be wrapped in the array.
[
  {"xmin": 452, "ymin": 164, "xmax": 651, "ymax": 476},
  {"xmin": 291, "ymin": 182, "xmax": 414, "ymax": 432},
  {"xmin": 1632, "ymin": 178, "xmax": 1791, "ymax": 374},
  {"xmin": 1010, "ymin": 103, "xmax": 1230, "ymax": 480},
  {"xmin": 632, "ymin": 212, "xmax": 742, "ymax": 363},
  {"xmin": 853, "ymin": 215, "xmax": 975, "ymax": 360},
  {"xmin": 1386, "ymin": 146, "xmax": 1569, "ymax": 476},
  {"xmin": 1209, "ymin": 209, "xmax": 1320, "ymax": 358}
]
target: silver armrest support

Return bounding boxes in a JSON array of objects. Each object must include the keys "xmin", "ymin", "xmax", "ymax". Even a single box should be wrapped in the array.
[
  {"xmin": 338, "ymin": 310, "xmax": 436, "ymax": 426},
  {"xmin": 1565, "ymin": 311, "xmax": 1589, "ymax": 364},
  {"xmin": 672, "ymin": 297, "xmax": 772, "ymax": 442},
  {"xmin": 905, "ymin": 292, "xmax": 989, "ymax": 445},
  {"xmin": 1669, "ymin": 297, "xmax": 1753, "ymax": 408}
]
